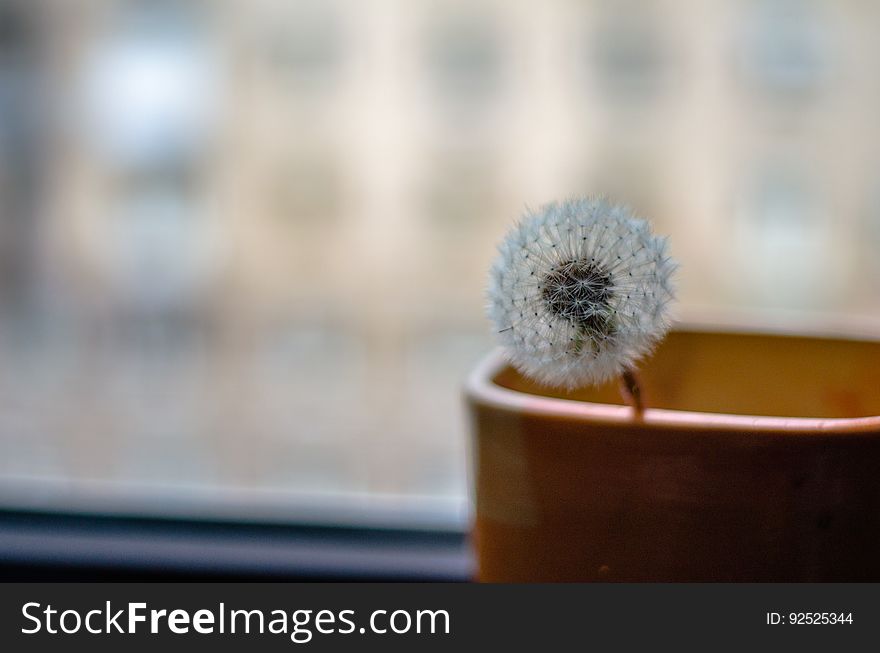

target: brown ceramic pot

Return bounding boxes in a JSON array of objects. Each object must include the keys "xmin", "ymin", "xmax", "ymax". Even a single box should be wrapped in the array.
[{"xmin": 465, "ymin": 328, "xmax": 880, "ymax": 581}]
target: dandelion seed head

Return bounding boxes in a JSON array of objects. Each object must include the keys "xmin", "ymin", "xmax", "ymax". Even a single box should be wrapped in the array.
[{"xmin": 487, "ymin": 197, "xmax": 677, "ymax": 389}]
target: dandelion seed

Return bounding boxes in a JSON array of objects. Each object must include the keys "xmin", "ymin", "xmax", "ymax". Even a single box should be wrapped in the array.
[{"xmin": 486, "ymin": 197, "xmax": 677, "ymax": 393}]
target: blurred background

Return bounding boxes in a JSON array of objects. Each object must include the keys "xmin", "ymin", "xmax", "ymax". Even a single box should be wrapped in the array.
[{"xmin": 2, "ymin": 0, "xmax": 880, "ymax": 530}]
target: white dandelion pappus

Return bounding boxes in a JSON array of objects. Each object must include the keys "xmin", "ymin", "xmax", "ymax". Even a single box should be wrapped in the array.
[{"xmin": 487, "ymin": 198, "xmax": 676, "ymax": 390}]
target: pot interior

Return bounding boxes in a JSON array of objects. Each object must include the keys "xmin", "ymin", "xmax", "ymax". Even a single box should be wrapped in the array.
[{"xmin": 493, "ymin": 330, "xmax": 880, "ymax": 419}]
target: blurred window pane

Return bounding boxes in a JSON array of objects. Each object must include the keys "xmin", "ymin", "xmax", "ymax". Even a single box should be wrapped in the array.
[{"xmin": 1, "ymin": 0, "xmax": 879, "ymax": 530}]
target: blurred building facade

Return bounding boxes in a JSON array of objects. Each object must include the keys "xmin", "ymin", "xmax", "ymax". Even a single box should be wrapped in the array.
[{"xmin": 2, "ymin": 0, "xmax": 880, "ymax": 523}]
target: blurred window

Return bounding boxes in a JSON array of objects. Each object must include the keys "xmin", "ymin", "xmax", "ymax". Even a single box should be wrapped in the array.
[{"xmin": 1, "ymin": 0, "xmax": 879, "ymax": 530}]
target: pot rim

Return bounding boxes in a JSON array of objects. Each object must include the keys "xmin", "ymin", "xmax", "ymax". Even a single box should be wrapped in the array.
[{"xmin": 465, "ymin": 329, "xmax": 880, "ymax": 436}]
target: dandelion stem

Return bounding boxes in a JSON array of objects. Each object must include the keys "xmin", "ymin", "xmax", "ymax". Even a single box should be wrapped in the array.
[{"xmin": 619, "ymin": 366, "xmax": 644, "ymax": 416}]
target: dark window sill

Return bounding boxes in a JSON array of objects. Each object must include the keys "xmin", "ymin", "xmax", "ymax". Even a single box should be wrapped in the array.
[{"xmin": 0, "ymin": 509, "xmax": 473, "ymax": 581}]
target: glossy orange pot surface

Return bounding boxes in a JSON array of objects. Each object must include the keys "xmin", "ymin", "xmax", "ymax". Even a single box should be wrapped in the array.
[{"xmin": 465, "ymin": 329, "xmax": 880, "ymax": 581}]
